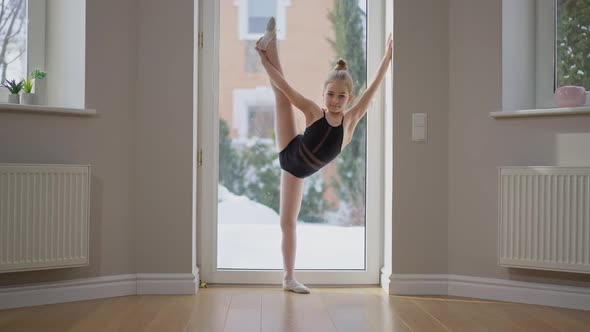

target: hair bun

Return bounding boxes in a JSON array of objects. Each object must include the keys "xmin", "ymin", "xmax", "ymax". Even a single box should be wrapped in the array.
[{"xmin": 334, "ymin": 59, "xmax": 348, "ymax": 71}]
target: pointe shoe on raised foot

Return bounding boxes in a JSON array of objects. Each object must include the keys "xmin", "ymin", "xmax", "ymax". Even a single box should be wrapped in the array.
[
  {"xmin": 283, "ymin": 279, "xmax": 311, "ymax": 294},
  {"xmin": 258, "ymin": 17, "xmax": 276, "ymax": 51}
]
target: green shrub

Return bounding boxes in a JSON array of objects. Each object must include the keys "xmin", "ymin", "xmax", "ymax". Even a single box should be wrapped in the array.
[{"xmin": 219, "ymin": 119, "xmax": 329, "ymax": 223}]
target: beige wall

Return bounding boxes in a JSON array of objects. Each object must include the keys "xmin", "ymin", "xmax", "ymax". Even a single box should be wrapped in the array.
[
  {"xmin": 134, "ymin": 0, "xmax": 194, "ymax": 273},
  {"xmin": 449, "ymin": 0, "xmax": 590, "ymax": 286},
  {"xmin": 1, "ymin": 0, "xmax": 589, "ymax": 291},
  {"xmin": 0, "ymin": 0, "xmax": 139, "ymax": 285},
  {"xmin": 0, "ymin": 0, "xmax": 196, "ymax": 284},
  {"xmin": 391, "ymin": 0, "xmax": 449, "ymax": 274}
]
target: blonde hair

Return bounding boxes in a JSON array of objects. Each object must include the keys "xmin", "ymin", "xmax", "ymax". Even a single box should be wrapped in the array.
[{"xmin": 324, "ymin": 59, "xmax": 354, "ymax": 95}]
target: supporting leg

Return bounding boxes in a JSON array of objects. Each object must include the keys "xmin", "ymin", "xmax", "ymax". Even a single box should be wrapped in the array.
[{"xmin": 279, "ymin": 171, "xmax": 308, "ymax": 290}]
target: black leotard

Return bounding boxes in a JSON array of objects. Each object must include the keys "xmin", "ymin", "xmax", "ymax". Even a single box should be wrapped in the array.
[{"xmin": 279, "ymin": 110, "xmax": 344, "ymax": 178}]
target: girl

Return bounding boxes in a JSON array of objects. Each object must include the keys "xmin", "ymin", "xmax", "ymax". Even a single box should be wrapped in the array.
[{"xmin": 255, "ymin": 17, "xmax": 393, "ymax": 294}]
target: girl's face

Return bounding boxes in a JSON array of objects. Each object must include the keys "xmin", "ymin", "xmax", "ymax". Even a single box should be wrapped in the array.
[{"xmin": 323, "ymin": 80, "xmax": 353, "ymax": 113}]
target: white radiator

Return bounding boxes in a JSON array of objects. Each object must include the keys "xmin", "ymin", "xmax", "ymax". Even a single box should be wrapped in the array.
[
  {"xmin": 499, "ymin": 167, "xmax": 590, "ymax": 274},
  {"xmin": 0, "ymin": 164, "xmax": 90, "ymax": 273}
]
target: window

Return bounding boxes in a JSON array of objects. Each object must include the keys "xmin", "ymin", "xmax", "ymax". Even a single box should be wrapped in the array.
[
  {"xmin": 204, "ymin": 0, "xmax": 384, "ymax": 282},
  {"xmin": 0, "ymin": 1, "xmax": 27, "ymax": 82},
  {"xmin": 0, "ymin": 0, "xmax": 45, "ymax": 100},
  {"xmin": 244, "ymin": 40, "xmax": 264, "ymax": 73},
  {"xmin": 502, "ymin": 0, "xmax": 590, "ymax": 110},
  {"xmin": 234, "ymin": 0, "xmax": 290, "ymax": 41},
  {"xmin": 248, "ymin": 0, "xmax": 276, "ymax": 34},
  {"xmin": 247, "ymin": 105, "xmax": 274, "ymax": 138},
  {"xmin": 555, "ymin": 0, "xmax": 590, "ymax": 92},
  {"xmin": 537, "ymin": 0, "xmax": 590, "ymax": 107},
  {"xmin": 0, "ymin": 1, "xmax": 86, "ymax": 109},
  {"xmin": 232, "ymin": 87, "xmax": 275, "ymax": 140}
]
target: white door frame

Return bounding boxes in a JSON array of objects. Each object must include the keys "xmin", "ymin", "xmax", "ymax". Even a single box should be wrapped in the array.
[{"xmin": 197, "ymin": 0, "xmax": 387, "ymax": 285}]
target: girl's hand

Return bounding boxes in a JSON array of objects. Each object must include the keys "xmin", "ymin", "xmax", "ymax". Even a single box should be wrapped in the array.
[{"xmin": 385, "ymin": 33, "xmax": 393, "ymax": 60}]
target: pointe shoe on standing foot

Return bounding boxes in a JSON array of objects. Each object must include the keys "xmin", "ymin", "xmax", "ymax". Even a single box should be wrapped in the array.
[{"xmin": 258, "ymin": 17, "xmax": 276, "ymax": 51}]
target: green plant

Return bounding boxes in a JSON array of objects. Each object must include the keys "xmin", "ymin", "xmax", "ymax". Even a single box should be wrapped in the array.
[
  {"xmin": 238, "ymin": 139, "xmax": 281, "ymax": 212},
  {"xmin": 328, "ymin": 0, "xmax": 367, "ymax": 226},
  {"xmin": 2, "ymin": 79, "xmax": 24, "ymax": 94},
  {"xmin": 218, "ymin": 119, "xmax": 328, "ymax": 222},
  {"xmin": 31, "ymin": 69, "xmax": 47, "ymax": 80},
  {"xmin": 219, "ymin": 119, "xmax": 244, "ymax": 193},
  {"xmin": 557, "ymin": 0, "xmax": 590, "ymax": 89},
  {"xmin": 23, "ymin": 77, "xmax": 33, "ymax": 93},
  {"xmin": 299, "ymin": 174, "xmax": 328, "ymax": 223}
]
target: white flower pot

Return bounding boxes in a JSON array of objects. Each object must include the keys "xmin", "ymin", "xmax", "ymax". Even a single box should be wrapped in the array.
[
  {"xmin": 20, "ymin": 93, "xmax": 36, "ymax": 105},
  {"xmin": 34, "ymin": 79, "xmax": 47, "ymax": 105},
  {"xmin": 7, "ymin": 94, "xmax": 20, "ymax": 104}
]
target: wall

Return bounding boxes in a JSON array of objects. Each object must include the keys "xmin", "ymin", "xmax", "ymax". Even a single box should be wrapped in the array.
[
  {"xmin": 0, "ymin": 0, "xmax": 138, "ymax": 285},
  {"xmin": 134, "ymin": 0, "xmax": 194, "ymax": 274},
  {"xmin": 391, "ymin": 0, "xmax": 449, "ymax": 274},
  {"xmin": 0, "ymin": 0, "xmax": 195, "ymax": 286},
  {"xmin": 449, "ymin": 0, "xmax": 590, "ymax": 287}
]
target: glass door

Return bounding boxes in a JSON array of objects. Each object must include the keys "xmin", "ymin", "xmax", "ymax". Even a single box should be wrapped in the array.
[{"xmin": 198, "ymin": 0, "xmax": 386, "ymax": 285}]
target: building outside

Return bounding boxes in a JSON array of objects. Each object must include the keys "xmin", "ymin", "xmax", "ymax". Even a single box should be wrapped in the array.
[{"xmin": 219, "ymin": 0, "xmax": 348, "ymax": 218}]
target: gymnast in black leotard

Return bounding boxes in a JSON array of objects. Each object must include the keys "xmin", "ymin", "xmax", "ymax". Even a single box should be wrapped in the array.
[
  {"xmin": 255, "ymin": 17, "xmax": 393, "ymax": 294},
  {"xmin": 279, "ymin": 109, "xmax": 344, "ymax": 178}
]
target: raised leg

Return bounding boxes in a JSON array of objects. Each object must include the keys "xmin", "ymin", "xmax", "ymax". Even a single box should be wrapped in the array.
[{"xmin": 263, "ymin": 35, "xmax": 299, "ymax": 151}]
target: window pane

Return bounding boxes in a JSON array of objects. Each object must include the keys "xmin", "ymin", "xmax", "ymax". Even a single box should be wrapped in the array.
[
  {"xmin": 248, "ymin": 0, "xmax": 276, "ymax": 34},
  {"xmin": 244, "ymin": 40, "xmax": 264, "ymax": 72},
  {"xmin": 556, "ymin": 0, "xmax": 590, "ymax": 90},
  {"xmin": 0, "ymin": 0, "xmax": 27, "ymax": 83},
  {"xmin": 249, "ymin": 0, "xmax": 276, "ymax": 16},
  {"xmin": 219, "ymin": 0, "xmax": 367, "ymax": 270},
  {"xmin": 248, "ymin": 105, "xmax": 274, "ymax": 138},
  {"xmin": 248, "ymin": 17, "xmax": 269, "ymax": 34}
]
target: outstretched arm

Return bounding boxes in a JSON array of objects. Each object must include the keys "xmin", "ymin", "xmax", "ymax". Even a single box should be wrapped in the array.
[
  {"xmin": 255, "ymin": 41, "xmax": 320, "ymax": 115},
  {"xmin": 347, "ymin": 34, "xmax": 393, "ymax": 125}
]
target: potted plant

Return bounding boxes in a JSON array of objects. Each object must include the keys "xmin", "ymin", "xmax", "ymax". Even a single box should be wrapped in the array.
[
  {"xmin": 2, "ymin": 79, "xmax": 24, "ymax": 104},
  {"xmin": 21, "ymin": 76, "xmax": 35, "ymax": 105},
  {"xmin": 31, "ymin": 69, "xmax": 47, "ymax": 105}
]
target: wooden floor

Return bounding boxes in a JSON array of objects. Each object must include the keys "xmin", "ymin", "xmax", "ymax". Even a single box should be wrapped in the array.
[{"xmin": 0, "ymin": 286, "xmax": 588, "ymax": 331}]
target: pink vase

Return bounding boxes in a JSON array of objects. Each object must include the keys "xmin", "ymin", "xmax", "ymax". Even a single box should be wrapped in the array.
[{"xmin": 554, "ymin": 86, "xmax": 586, "ymax": 107}]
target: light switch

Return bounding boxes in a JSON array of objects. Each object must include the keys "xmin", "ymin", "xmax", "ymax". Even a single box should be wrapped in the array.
[
  {"xmin": 412, "ymin": 113, "xmax": 427, "ymax": 142},
  {"xmin": 413, "ymin": 113, "xmax": 426, "ymax": 127}
]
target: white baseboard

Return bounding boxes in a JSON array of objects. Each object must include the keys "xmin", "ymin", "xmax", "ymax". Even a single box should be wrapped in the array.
[
  {"xmin": 389, "ymin": 273, "xmax": 590, "ymax": 311},
  {"xmin": 0, "ymin": 274, "xmax": 138, "ymax": 310},
  {"xmin": 137, "ymin": 273, "xmax": 199, "ymax": 295},
  {"xmin": 0, "ymin": 268, "xmax": 199, "ymax": 310},
  {"xmin": 380, "ymin": 268, "xmax": 392, "ymax": 294},
  {"xmin": 389, "ymin": 274, "xmax": 449, "ymax": 295},
  {"xmin": 3, "ymin": 271, "xmax": 587, "ymax": 311}
]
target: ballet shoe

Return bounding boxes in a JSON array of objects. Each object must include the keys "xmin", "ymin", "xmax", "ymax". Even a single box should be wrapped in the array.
[
  {"xmin": 283, "ymin": 279, "xmax": 311, "ymax": 294},
  {"xmin": 258, "ymin": 17, "xmax": 276, "ymax": 51}
]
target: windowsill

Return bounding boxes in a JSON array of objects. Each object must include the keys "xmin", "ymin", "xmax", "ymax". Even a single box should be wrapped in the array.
[
  {"xmin": 0, "ymin": 103, "xmax": 96, "ymax": 116},
  {"xmin": 490, "ymin": 106, "xmax": 590, "ymax": 119}
]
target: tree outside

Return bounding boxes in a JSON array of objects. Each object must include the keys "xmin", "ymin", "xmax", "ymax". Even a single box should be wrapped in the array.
[
  {"xmin": 557, "ymin": 0, "xmax": 590, "ymax": 90},
  {"xmin": 0, "ymin": 0, "xmax": 26, "ymax": 83},
  {"xmin": 328, "ymin": 0, "xmax": 367, "ymax": 226},
  {"xmin": 219, "ymin": 119, "xmax": 327, "ymax": 223}
]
